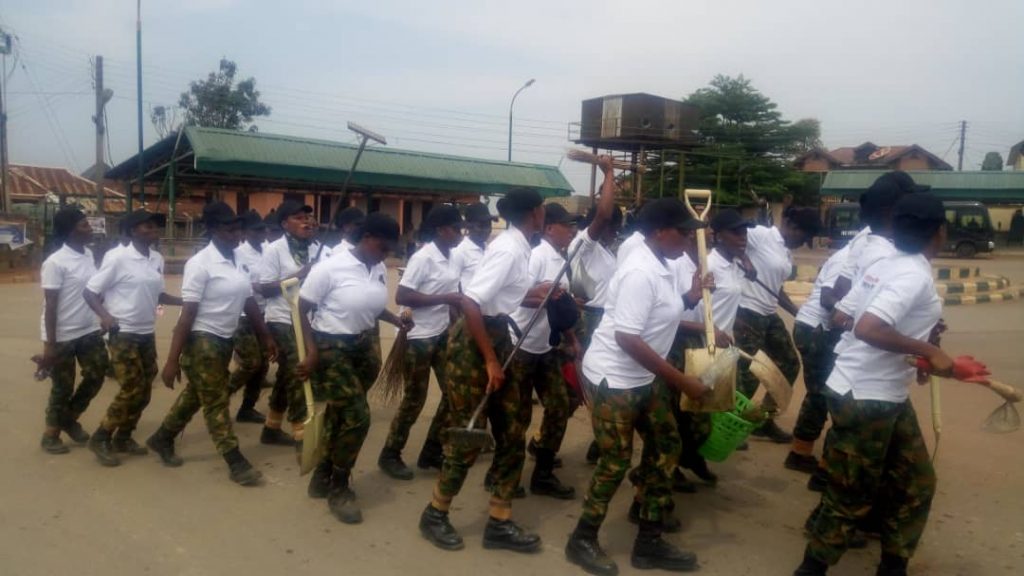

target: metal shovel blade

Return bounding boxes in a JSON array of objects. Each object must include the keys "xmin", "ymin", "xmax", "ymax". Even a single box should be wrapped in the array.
[
  {"xmin": 681, "ymin": 347, "xmax": 738, "ymax": 413},
  {"xmin": 983, "ymin": 402, "xmax": 1022, "ymax": 434},
  {"xmin": 445, "ymin": 427, "xmax": 492, "ymax": 451},
  {"xmin": 299, "ymin": 403, "xmax": 326, "ymax": 475}
]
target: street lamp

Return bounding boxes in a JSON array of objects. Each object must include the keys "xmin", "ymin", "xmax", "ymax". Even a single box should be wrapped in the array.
[{"xmin": 507, "ymin": 78, "xmax": 535, "ymax": 162}]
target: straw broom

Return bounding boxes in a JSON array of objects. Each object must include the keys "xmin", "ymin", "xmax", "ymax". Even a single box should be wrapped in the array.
[{"xmin": 370, "ymin": 311, "xmax": 413, "ymax": 407}]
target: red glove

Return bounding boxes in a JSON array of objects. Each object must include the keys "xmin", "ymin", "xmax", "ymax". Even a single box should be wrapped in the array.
[{"xmin": 913, "ymin": 355, "xmax": 991, "ymax": 383}]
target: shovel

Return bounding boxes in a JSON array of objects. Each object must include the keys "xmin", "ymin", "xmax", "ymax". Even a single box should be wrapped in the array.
[
  {"xmin": 680, "ymin": 188, "xmax": 736, "ymax": 413},
  {"xmin": 281, "ymin": 277, "xmax": 327, "ymax": 475},
  {"xmin": 909, "ymin": 357, "xmax": 1022, "ymax": 434},
  {"xmin": 446, "ymin": 240, "xmax": 583, "ymax": 451}
]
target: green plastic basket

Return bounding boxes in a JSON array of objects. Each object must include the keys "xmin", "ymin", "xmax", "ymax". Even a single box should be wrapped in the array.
[{"xmin": 699, "ymin": 392, "xmax": 763, "ymax": 462}]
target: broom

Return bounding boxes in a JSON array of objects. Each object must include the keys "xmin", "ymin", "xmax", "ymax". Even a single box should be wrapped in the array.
[
  {"xmin": 566, "ymin": 149, "xmax": 639, "ymax": 171},
  {"xmin": 370, "ymin": 310, "xmax": 413, "ymax": 407}
]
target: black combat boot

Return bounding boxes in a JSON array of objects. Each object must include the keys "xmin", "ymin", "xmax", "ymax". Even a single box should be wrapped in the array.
[
  {"xmin": 751, "ymin": 419, "xmax": 793, "ymax": 444},
  {"xmin": 88, "ymin": 426, "xmax": 121, "ymax": 467},
  {"xmin": 807, "ymin": 467, "xmax": 828, "ymax": 492},
  {"xmin": 260, "ymin": 425, "xmax": 296, "ymax": 446},
  {"xmin": 146, "ymin": 426, "xmax": 184, "ymax": 467},
  {"xmin": 235, "ymin": 405, "xmax": 266, "ymax": 424},
  {"xmin": 378, "ymin": 447, "xmax": 414, "ymax": 480},
  {"xmin": 786, "ymin": 451, "xmax": 820, "ymax": 474},
  {"xmin": 416, "ymin": 438, "xmax": 444, "ymax": 470},
  {"xmin": 681, "ymin": 456, "xmax": 718, "ymax": 485},
  {"xmin": 671, "ymin": 468, "xmax": 697, "ymax": 493},
  {"xmin": 528, "ymin": 437, "xmax": 562, "ymax": 468},
  {"xmin": 793, "ymin": 550, "xmax": 829, "ymax": 575},
  {"xmin": 113, "ymin": 432, "xmax": 149, "ymax": 456},
  {"xmin": 585, "ymin": 440, "xmax": 600, "ymax": 465},
  {"xmin": 223, "ymin": 448, "xmax": 262, "ymax": 486},
  {"xmin": 327, "ymin": 467, "xmax": 362, "ymax": 524},
  {"xmin": 307, "ymin": 459, "xmax": 332, "ymax": 499},
  {"xmin": 876, "ymin": 553, "xmax": 908, "ymax": 576},
  {"xmin": 482, "ymin": 517, "xmax": 542, "ymax": 553},
  {"xmin": 628, "ymin": 501, "xmax": 682, "ymax": 534},
  {"xmin": 419, "ymin": 505, "xmax": 464, "ymax": 551},
  {"xmin": 41, "ymin": 433, "xmax": 70, "ymax": 455},
  {"xmin": 631, "ymin": 520, "xmax": 698, "ymax": 572},
  {"xmin": 566, "ymin": 520, "xmax": 618, "ymax": 576},
  {"xmin": 60, "ymin": 418, "xmax": 90, "ymax": 444},
  {"xmin": 529, "ymin": 447, "xmax": 575, "ymax": 499}
]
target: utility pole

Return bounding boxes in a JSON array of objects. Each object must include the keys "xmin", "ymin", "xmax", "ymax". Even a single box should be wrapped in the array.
[
  {"xmin": 957, "ymin": 120, "xmax": 967, "ymax": 172},
  {"xmin": 93, "ymin": 56, "xmax": 113, "ymax": 215},
  {"xmin": 0, "ymin": 30, "xmax": 11, "ymax": 214},
  {"xmin": 133, "ymin": 0, "xmax": 144, "ymax": 212}
]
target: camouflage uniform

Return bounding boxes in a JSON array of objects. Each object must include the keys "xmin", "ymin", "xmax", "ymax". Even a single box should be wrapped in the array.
[
  {"xmin": 792, "ymin": 324, "xmax": 843, "ymax": 442},
  {"xmin": 805, "ymin": 389, "xmax": 936, "ymax": 566},
  {"xmin": 436, "ymin": 317, "xmax": 524, "ymax": 503},
  {"xmin": 312, "ymin": 330, "xmax": 381, "ymax": 472},
  {"xmin": 228, "ymin": 317, "xmax": 269, "ymax": 409},
  {"xmin": 45, "ymin": 331, "xmax": 109, "ymax": 429},
  {"xmin": 734, "ymin": 308, "xmax": 801, "ymax": 410},
  {"xmin": 512, "ymin": 348, "xmax": 572, "ymax": 453},
  {"xmin": 576, "ymin": 307, "xmax": 604, "ymax": 351},
  {"xmin": 161, "ymin": 332, "xmax": 239, "ymax": 455},
  {"xmin": 102, "ymin": 332, "xmax": 158, "ymax": 434},
  {"xmin": 267, "ymin": 322, "xmax": 308, "ymax": 425},
  {"xmin": 582, "ymin": 377, "xmax": 680, "ymax": 526},
  {"xmin": 383, "ymin": 333, "xmax": 449, "ymax": 452}
]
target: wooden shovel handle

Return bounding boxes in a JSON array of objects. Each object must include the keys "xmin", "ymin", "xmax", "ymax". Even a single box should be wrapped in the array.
[
  {"xmin": 684, "ymin": 189, "xmax": 716, "ymax": 354},
  {"xmin": 985, "ymin": 380, "xmax": 1023, "ymax": 403}
]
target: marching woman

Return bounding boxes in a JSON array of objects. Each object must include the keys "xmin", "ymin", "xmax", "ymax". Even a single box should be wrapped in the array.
[
  {"xmin": 732, "ymin": 207, "xmax": 819, "ymax": 443},
  {"xmin": 418, "ymin": 188, "xmax": 549, "ymax": 553},
  {"xmin": 449, "ymin": 202, "xmax": 494, "ymax": 289},
  {"xmin": 378, "ymin": 205, "xmax": 463, "ymax": 478},
  {"xmin": 795, "ymin": 193, "xmax": 949, "ymax": 576},
  {"xmin": 258, "ymin": 200, "xmax": 316, "ymax": 446},
  {"xmin": 228, "ymin": 210, "xmax": 270, "ymax": 424},
  {"xmin": 35, "ymin": 207, "xmax": 109, "ymax": 454},
  {"xmin": 297, "ymin": 212, "xmax": 409, "ymax": 523},
  {"xmin": 148, "ymin": 202, "xmax": 276, "ymax": 486},
  {"xmin": 84, "ymin": 209, "xmax": 181, "ymax": 467},
  {"xmin": 566, "ymin": 198, "xmax": 709, "ymax": 575}
]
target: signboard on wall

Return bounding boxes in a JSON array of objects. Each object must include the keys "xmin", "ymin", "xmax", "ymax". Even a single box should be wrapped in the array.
[
  {"xmin": 86, "ymin": 217, "xmax": 107, "ymax": 237},
  {"xmin": 0, "ymin": 220, "xmax": 31, "ymax": 249}
]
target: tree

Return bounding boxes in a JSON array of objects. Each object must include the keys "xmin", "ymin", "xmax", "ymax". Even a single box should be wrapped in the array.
[
  {"xmin": 178, "ymin": 59, "xmax": 270, "ymax": 132},
  {"xmin": 982, "ymin": 151, "xmax": 1004, "ymax": 171},
  {"xmin": 149, "ymin": 104, "xmax": 181, "ymax": 139}
]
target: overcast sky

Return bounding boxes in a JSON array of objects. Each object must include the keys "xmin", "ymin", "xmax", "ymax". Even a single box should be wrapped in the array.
[{"xmin": 2, "ymin": 0, "xmax": 1022, "ymax": 194}]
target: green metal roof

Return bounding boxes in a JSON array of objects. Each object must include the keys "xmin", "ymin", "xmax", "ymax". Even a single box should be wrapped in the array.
[
  {"xmin": 822, "ymin": 170, "xmax": 1024, "ymax": 203},
  {"xmin": 108, "ymin": 126, "xmax": 572, "ymax": 197}
]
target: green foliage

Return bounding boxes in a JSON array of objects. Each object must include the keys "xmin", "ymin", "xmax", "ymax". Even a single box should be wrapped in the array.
[
  {"xmin": 179, "ymin": 59, "xmax": 270, "ymax": 132},
  {"xmin": 981, "ymin": 151, "xmax": 1004, "ymax": 171}
]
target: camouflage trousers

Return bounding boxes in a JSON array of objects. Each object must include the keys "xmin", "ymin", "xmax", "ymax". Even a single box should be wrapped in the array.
[
  {"xmin": 806, "ymin": 390, "xmax": 936, "ymax": 566},
  {"xmin": 162, "ymin": 332, "xmax": 239, "ymax": 455},
  {"xmin": 792, "ymin": 323, "xmax": 842, "ymax": 443},
  {"xmin": 582, "ymin": 378, "xmax": 681, "ymax": 526},
  {"xmin": 45, "ymin": 331, "xmax": 109, "ymax": 429},
  {"xmin": 513, "ymin": 349, "xmax": 572, "ymax": 454},
  {"xmin": 228, "ymin": 317, "xmax": 269, "ymax": 409},
  {"xmin": 436, "ymin": 316, "xmax": 524, "ymax": 503},
  {"xmin": 267, "ymin": 322, "xmax": 307, "ymax": 425},
  {"xmin": 311, "ymin": 331, "xmax": 380, "ymax": 472},
  {"xmin": 735, "ymin": 308, "xmax": 801, "ymax": 411},
  {"xmin": 384, "ymin": 333, "xmax": 449, "ymax": 453},
  {"xmin": 101, "ymin": 332, "xmax": 158, "ymax": 434},
  {"xmin": 576, "ymin": 306, "xmax": 604, "ymax": 351}
]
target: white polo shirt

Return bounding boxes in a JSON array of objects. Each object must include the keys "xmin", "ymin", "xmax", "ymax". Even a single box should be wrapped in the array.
[
  {"xmin": 86, "ymin": 243, "xmax": 165, "ymax": 335},
  {"xmin": 740, "ymin": 225, "xmax": 792, "ymax": 316},
  {"xmin": 569, "ymin": 228, "xmax": 617, "ymax": 309},
  {"xmin": 583, "ymin": 241, "xmax": 685, "ymax": 390},
  {"xmin": 795, "ymin": 245, "xmax": 850, "ymax": 330},
  {"xmin": 463, "ymin": 226, "xmax": 532, "ymax": 317},
  {"xmin": 510, "ymin": 239, "xmax": 570, "ymax": 355},
  {"xmin": 99, "ymin": 242, "xmax": 126, "ymax": 268},
  {"xmin": 835, "ymin": 234, "xmax": 898, "ymax": 317},
  {"xmin": 234, "ymin": 241, "xmax": 266, "ymax": 313},
  {"xmin": 673, "ymin": 252, "xmax": 701, "ymax": 323},
  {"xmin": 838, "ymin": 226, "xmax": 872, "ymax": 281},
  {"xmin": 694, "ymin": 248, "xmax": 745, "ymax": 337},
  {"xmin": 827, "ymin": 251, "xmax": 942, "ymax": 402},
  {"xmin": 399, "ymin": 241, "xmax": 460, "ymax": 340},
  {"xmin": 322, "ymin": 238, "xmax": 356, "ymax": 263},
  {"xmin": 450, "ymin": 236, "xmax": 485, "ymax": 290},
  {"xmin": 39, "ymin": 245, "xmax": 100, "ymax": 342},
  {"xmin": 301, "ymin": 248, "xmax": 389, "ymax": 335},
  {"xmin": 260, "ymin": 236, "xmax": 307, "ymax": 325},
  {"xmin": 615, "ymin": 231, "xmax": 646, "ymax": 268},
  {"xmin": 182, "ymin": 243, "xmax": 254, "ymax": 339}
]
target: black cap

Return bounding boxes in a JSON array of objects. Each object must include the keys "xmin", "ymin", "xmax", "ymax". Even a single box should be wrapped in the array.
[
  {"xmin": 202, "ymin": 201, "xmax": 243, "ymax": 229},
  {"xmin": 121, "ymin": 209, "xmax": 161, "ymax": 233},
  {"xmin": 423, "ymin": 205, "xmax": 464, "ymax": 231},
  {"xmin": 334, "ymin": 206, "xmax": 365, "ymax": 229},
  {"xmin": 53, "ymin": 206, "xmax": 87, "ymax": 239},
  {"xmin": 277, "ymin": 200, "xmax": 313, "ymax": 221},
  {"xmin": 496, "ymin": 188, "xmax": 544, "ymax": 220},
  {"xmin": 894, "ymin": 192, "xmax": 945, "ymax": 224},
  {"xmin": 877, "ymin": 170, "xmax": 930, "ymax": 194},
  {"xmin": 362, "ymin": 212, "xmax": 401, "ymax": 242},
  {"xmin": 242, "ymin": 209, "xmax": 265, "ymax": 230},
  {"xmin": 543, "ymin": 203, "xmax": 580, "ymax": 227},
  {"xmin": 860, "ymin": 173, "xmax": 915, "ymax": 220},
  {"xmin": 784, "ymin": 207, "xmax": 821, "ymax": 236},
  {"xmin": 464, "ymin": 202, "xmax": 497, "ymax": 223},
  {"xmin": 710, "ymin": 209, "xmax": 754, "ymax": 233},
  {"xmin": 639, "ymin": 198, "xmax": 703, "ymax": 233}
]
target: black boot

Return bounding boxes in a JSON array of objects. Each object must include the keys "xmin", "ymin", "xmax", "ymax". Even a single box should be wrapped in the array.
[
  {"xmin": 751, "ymin": 419, "xmax": 794, "ymax": 444},
  {"xmin": 786, "ymin": 451, "xmax": 820, "ymax": 474},
  {"xmin": 793, "ymin": 550, "xmax": 829, "ymax": 575},
  {"xmin": 682, "ymin": 456, "xmax": 718, "ymax": 485},
  {"xmin": 527, "ymin": 437, "xmax": 562, "ymax": 468},
  {"xmin": 88, "ymin": 427, "xmax": 121, "ymax": 467},
  {"xmin": 146, "ymin": 426, "xmax": 184, "ymax": 467},
  {"xmin": 416, "ymin": 438, "xmax": 444, "ymax": 470},
  {"xmin": 876, "ymin": 553, "xmax": 908, "ymax": 576},
  {"xmin": 235, "ymin": 405, "xmax": 266, "ymax": 424},
  {"xmin": 807, "ymin": 468, "xmax": 828, "ymax": 492},
  {"xmin": 628, "ymin": 501, "xmax": 682, "ymax": 534},
  {"xmin": 307, "ymin": 459, "xmax": 332, "ymax": 499},
  {"xmin": 223, "ymin": 448, "xmax": 262, "ymax": 486},
  {"xmin": 113, "ymin": 432, "xmax": 149, "ymax": 456},
  {"xmin": 41, "ymin": 433, "xmax": 70, "ymax": 455},
  {"xmin": 419, "ymin": 504, "xmax": 464, "ymax": 551},
  {"xmin": 60, "ymin": 418, "xmax": 90, "ymax": 444},
  {"xmin": 530, "ymin": 447, "xmax": 575, "ymax": 499},
  {"xmin": 327, "ymin": 467, "xmax": 362, "ymax": 524},
  {"xmin": 671, "ymin": 468, "xmax": 697, "ymax": 493},
  {"xmin": 260, "ymin": 425, "xmax": 296, "ymax": 446},
  {"xmin": 631, "ymin": 520, "xmax": 698, "ymax": 572},
  {"xmin": 378, "ymin": 447, "xmax": 414, "ymax": 480},
  {"xmin": 586, "ymin": 440, "xmax": 600, "ymax": 465},
  {"xmin": 566, "ymin": 521, "xmax": 618, "ymax": 576},
  {"xmin": 482, "ymin": 517, "xmax": 542, "ymax": 553}
]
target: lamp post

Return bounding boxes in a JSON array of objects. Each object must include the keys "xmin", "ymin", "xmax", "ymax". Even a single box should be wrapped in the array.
[{"xmin": 507, "ymin": 78, "xmax": 535, "ymax": 162}]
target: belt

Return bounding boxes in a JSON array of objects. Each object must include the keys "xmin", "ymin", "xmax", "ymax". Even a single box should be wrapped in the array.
[
  {"xmin": 583, "ymin": 305, "xmax": 605, "ymax": 314},
  {"xmin": 313, "ymin": 330, "xmax": 370, "ymax": 343}
]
